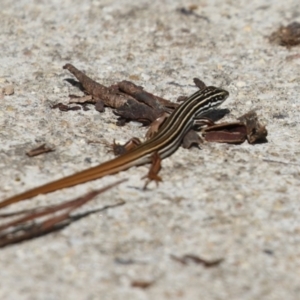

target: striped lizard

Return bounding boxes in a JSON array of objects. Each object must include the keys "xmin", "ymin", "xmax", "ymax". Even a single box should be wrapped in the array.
[{"xmin": 0, "ymin": 86, "xmax": 229, "ymax": 208}]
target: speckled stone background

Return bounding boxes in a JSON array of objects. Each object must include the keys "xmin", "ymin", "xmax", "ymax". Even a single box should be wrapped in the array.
[{"xmin": 1, "ymin": 0, "xmax": 300, "ymax": 299}]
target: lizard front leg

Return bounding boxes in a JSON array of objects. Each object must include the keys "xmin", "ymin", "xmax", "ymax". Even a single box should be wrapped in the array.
[{"xmin": 143, "ymin": 151, "xmax": 162, "ymax": 189}]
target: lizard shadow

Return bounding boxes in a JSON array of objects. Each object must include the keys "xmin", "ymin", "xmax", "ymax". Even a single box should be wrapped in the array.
[
  {"xmin": 201, "ymin": 108, "xmax": 230, "ymax": 122},
  {"xmin": 64, "ymin": 78, "xmax": 85, "ymax": 92}
]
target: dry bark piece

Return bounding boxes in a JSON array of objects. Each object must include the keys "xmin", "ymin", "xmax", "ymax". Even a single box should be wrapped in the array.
[
  {"xmin": 171, "ymin": 254, "xmax": 223, "ymax": 267},
  {"xmin": 114, "ymin": 81, "xmax": 165, "ymax": 124},
  {"xmin": 51, "ymin": 102, "xmax": 81, "ymax": 111},
  {"xmin": 269, "ymin": 22, "xmax": 300, "ymax": 47},
  {"xmin": 114, "ymin": 80, "xmax": 178, "ymax": 124},
  {"xmin": 114, "ymin": 98, "xmax": 162, "ymax": 125},
  {"xmin": 203, "ymin": 122, "xmax": 247, "ymax": 144},
  {"xmin": 0, "ymin": 180, "xmax": 126, "ymax": 248},
  {"xmin": 26, "ymin": 144, "xmax": 55, "ymax": 157},
  {"xmin": 237, "ymin": 110, "xmax": 268, "ymax": 144}
]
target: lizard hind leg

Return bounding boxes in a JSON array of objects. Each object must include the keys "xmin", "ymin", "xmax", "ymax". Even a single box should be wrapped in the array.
[
  {"xmin": 112, "ymin": 137, "xmax": 142, "ymax": 156},
  {"xmin": 143, "ymin": 151, "xmax": 162, "ymax": 190}
]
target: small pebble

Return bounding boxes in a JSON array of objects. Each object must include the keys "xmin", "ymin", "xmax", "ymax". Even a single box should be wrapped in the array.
[
  {"xmin": 236, "ymin": 81, "xmax": 246, "ymax": 87},
  {"xmin": 53, "ymin": 86, "xmax": 60, "ymax": 93},
  {"xmin": 130, "ymin": 121, "xmax": 142, "ymax": 127},
  {"xmin": 3, "ymin": 85, "xmax": 14, "ymax": 95}
]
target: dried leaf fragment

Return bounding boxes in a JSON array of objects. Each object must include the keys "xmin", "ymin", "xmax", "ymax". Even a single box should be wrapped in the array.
[{"xmin": 237, "ymin": 110, "xmax": 268, "ymax": 143}]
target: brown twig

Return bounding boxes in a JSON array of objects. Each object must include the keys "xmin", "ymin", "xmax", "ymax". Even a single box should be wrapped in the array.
[
  {"xmin": 262, "ymin": 158, "xmax": 300, "ymax": 166},
  {"xmin": 170, "ymin": 254, "xmax": 223, "ymax": 267},
  {"xmin": 26, "ymin": 144, "xmax": 55, "ymax": 157},
  {"xmin": 51, "ymin": 102, "xmax": 81, "ymax": 111}
]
